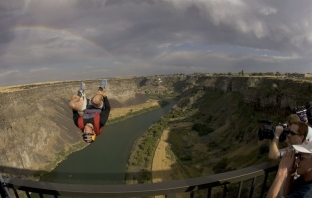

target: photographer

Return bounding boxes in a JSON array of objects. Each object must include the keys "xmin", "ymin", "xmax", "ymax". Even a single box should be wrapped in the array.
[
  {"xmin": 268, "ymin": 115, "xmax": 307, "ymax": 160},
  {"xmin": 305, "ymin": 102, "xmax": 312, "ymax": 143},
  {"xmin": 266, "ymin": 139, "xmax": 312, "ymax": 197}
]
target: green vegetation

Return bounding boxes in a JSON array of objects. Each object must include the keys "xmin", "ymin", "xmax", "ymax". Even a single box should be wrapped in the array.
[
  {"xmin": 192, "ymin": 123, "xmax": 214, "ymax": 136},
  {"xmin": 148, "ymin": 94, "xmax": 178, "ymax": 99},
  {"xmin": 212, "ymin": 158, "xmax": 231, "ymax": 174},
  {"xmin": 126, "ymin": 114, "xmax": 171, "ymax": 183},
  {"xmin": 140, "ymin": 169, "xmax": 152, "ymax": 183}
]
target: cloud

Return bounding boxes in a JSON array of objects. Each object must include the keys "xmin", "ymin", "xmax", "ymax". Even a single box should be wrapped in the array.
[
  {"xmin": 0, "ymin": 1, "xmax": 24, "ymax": 56},
  {"xmin": 0, "ymin": 67, "xmax": 107, "ymax": 86},
  {"xmin": 162, "ymin": 0, "xmax": 312, "ymax": 55},
  {"xmin": 1, "ymin": 0, "xmax": 312, "ymax": 86},
  {"xmin": 29, "ymin": 67, "xmax": 50, "ymax": 73},
  {"xmin": 152, "ymin": 50, "xmax": 307, "ymax": 73}
]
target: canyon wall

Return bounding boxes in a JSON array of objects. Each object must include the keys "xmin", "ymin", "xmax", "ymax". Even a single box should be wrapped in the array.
[{"xmin": 197, "ymin": 76, "xmax": 312, "ymax": 111}]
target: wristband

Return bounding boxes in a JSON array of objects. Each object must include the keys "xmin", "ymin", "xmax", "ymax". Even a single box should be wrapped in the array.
[{"xmin": 275, "ymin": 135, "xmax": 279, "ymax": 140}]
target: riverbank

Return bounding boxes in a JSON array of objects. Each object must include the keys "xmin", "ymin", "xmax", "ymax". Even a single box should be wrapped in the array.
[
  {"xmin": 152, "ymin": 127, "xmax": 186, "ymax": 182},
  {"xmin": 125, "ymin": 117, "xmax": 191, "ymax": 198},
  {"xmin": 107, "ymin": 99, "xmax": 160, "ymax": 124},
  {"xmin": 151, "ymin": 122, "xmax": 192, "ymax": 198}
]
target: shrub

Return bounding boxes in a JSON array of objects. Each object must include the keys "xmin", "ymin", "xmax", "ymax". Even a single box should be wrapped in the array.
[
  {"xmin": 179, "ymin": 154, "xmax": 192, "ymax": 161},
  {"xmin": 206, "ymin": 115, "xmax": 213, "ymax": 123},
  {"xmin": 192, "ymin": 123, "xmax": 214, "ymax": 136},
  {"xmin": 213, "ymin": 158, "xmax": 228, "ymax": 173},
  {"xmin": 140, "ymin": 169, "xmax": 152, "ymax": 183},
  {"xmin": 207, "ymin": 141, "xmax": 218, "ymax": 149}
]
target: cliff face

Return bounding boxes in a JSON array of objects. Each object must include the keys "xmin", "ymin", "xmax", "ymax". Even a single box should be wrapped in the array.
[
  {"xmin": 197, "ymin": 76, "xmax": 312, "ymax": 111},
  {"xmin": 1, "ymin": 75, "xmax": 311, "ymax": 178}
]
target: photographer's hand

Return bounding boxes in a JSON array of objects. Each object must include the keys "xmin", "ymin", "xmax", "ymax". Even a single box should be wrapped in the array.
[
  {"xmin": 280, "ymin": 150, "xmax": 296, "ymax": 196},
  {"xmin": 275, "ymin": 126, "xmax": 284, "ymax": 137},
  {"xmin": 279, "ymin": 150, "xmax": 295, "ymax": 173},
  {"xmin": 266, "ymin": 150, "xmax": 295, "ymax": 198},
  {"xmin": 269, "ymin": 126, "xmax": 284, "ymax": 160}
]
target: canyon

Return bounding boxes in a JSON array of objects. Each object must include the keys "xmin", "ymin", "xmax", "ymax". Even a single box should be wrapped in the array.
[{"xmin": 1, "ymin": 74, "xmax": 311, "ymax": 180}]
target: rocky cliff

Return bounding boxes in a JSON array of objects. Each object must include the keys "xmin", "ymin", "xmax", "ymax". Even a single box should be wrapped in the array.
[
  {"xmin": 1, "ymin": 75, "xmax": 311, "ymax": 178},
  {"xmin": 193, "ymin": 76, "xmax": 312, "ymax": 114}
]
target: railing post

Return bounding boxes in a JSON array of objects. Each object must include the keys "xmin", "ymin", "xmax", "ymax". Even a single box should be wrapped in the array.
[
  {"xmin": 222, "ymin": 184, "xmax": 228, "ymax": 198},
  {"xmin": 207, "ymin": 187, "xmax": 212, "ymax": 198},
  {"xmin": 237, "ymin": 181, "xmax": 243, "ymax": 198},
  {"xmin": 248, "ymin": 177, "xmax": 256, "ymax": 198},
  {"xmin": 190, "ymin": 191, "xmax": 194, "ymax": 198},
  {"xmin": 0, "ymin": 173, "xmax": 11, "ymax": 198},
  {"xmin": 260, "ymin": 171, "xmax": 270, "ymax": 198}
]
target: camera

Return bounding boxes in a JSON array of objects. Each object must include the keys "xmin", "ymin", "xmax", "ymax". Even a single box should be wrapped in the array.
[
  {"xmin": 294, "ymin": 106, "xmax": 307, "ymax": 122},
  {"xmin": 292, "ymin": 102, "xmax": 312, "ymax": 125},
  {"xmin": 305, "ymin": 102, "xmax": 312, "ymax": 126},
  {"xmin": 278, "ymin": 149, "xmax": 299, "ymax": 159},
  {"xmin": 257, "ymin": 120, "xmax": 290, "ymax": 142}
]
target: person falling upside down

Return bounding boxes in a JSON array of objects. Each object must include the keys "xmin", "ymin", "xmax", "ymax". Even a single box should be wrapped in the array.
[{"xmin": 69, "ymin": 79, "xmax": 111, "ymax": 143}]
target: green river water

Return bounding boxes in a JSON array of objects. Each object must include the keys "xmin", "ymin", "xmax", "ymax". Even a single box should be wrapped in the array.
[{"xmin": 39, "ymin": 100, "xmax": 177, "ymax": 186}]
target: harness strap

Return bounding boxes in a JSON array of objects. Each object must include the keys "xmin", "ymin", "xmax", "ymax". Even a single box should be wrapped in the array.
[{"xmin": 77, "ymin": 113, "xmax": 103, "ymax": 135}]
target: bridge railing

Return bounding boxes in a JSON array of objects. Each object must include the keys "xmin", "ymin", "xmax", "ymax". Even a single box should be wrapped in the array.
[{"xmin": 0, "ymin": 161, "xmax": 278, "ymax": 198}]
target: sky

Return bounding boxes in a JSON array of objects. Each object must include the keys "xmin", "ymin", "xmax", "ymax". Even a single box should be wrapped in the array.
[{"xmin": 1, "ymin": 0, "xmax": 312, "ymax": 86}]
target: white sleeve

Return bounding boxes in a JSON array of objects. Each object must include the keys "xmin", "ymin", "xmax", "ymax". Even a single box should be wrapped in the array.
[{"xmin": 306, "ymin": 126, "xmax": 312, "ymax": 142}]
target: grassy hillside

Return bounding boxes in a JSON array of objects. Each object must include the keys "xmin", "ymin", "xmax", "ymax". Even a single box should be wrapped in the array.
[{"xmin": 168, "ymin": 89, "xmax": 277, "ymax": 177}]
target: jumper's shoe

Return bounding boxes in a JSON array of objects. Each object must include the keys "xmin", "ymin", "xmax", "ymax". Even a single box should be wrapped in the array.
[
  {"xmin": 98, "ymin": 79, "xmax": 107, "ymax": 91},
  {"xmin": 77, "ymin": 82, "xmax": 85, "ymax": 97}
]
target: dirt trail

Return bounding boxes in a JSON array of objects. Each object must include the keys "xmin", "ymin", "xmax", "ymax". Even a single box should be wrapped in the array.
[
  {"xmin": 152, "ymin": 127, "xmax": 188, "ymax": 198},
  {"xmin": 152, "ymin": 128, "xmax": 176, "ymax": 183}
]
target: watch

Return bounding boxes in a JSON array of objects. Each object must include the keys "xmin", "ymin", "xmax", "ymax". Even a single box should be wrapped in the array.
[{"xmin": 275, "ymin": 135, "xmax": 279, "ymax": 140}]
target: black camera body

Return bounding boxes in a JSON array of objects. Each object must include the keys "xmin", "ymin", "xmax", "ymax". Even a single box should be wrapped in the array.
[
  {"xmin": 257, "ymin": 101, "xmax": 312, "ymax": 142},
  {"xmin": 258, "ymin": 120, "xmax": 290, "ymax": 142}
]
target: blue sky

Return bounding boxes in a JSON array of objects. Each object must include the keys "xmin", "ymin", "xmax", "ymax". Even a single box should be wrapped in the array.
[{"xmin": 0, "ymin": 0, "xmax": 312, "ymax": 86}]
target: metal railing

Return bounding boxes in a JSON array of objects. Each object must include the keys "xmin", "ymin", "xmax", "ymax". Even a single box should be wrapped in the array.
[{"xmin": 0, "ymin": 161, "xmax": 278, "ymax": 198}]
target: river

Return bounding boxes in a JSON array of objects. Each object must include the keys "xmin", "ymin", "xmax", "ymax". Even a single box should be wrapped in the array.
[{"xmin": 39, "ymin": 100, "xmax": 177, "ymax": 185}]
